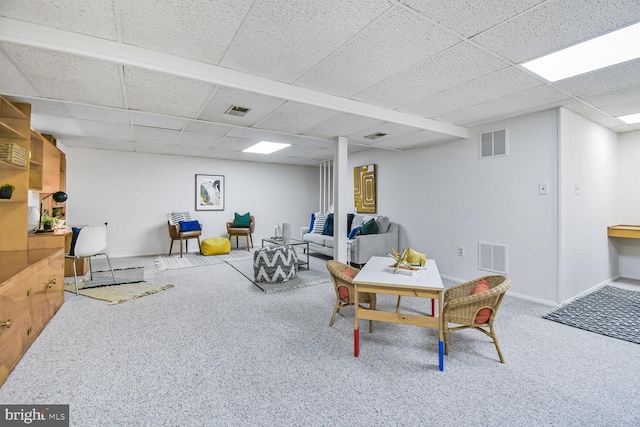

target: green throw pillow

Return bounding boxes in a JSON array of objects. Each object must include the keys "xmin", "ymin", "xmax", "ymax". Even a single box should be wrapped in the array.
[
  {"xmin": 234, "ymin": 212, "xmax": 251, "ymax": 228},
  {"xmin": 360, "ymin": 218, "xmax": 379, "ymax": 235}
]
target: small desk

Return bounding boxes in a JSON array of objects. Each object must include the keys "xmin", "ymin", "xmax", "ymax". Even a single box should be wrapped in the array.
[
  {"xmin": 353, "ymin": 256, "xmax": 445, "ymax": 371},
  {"xmin": 608, "ymin": 225, "xmax": 640, "ymax": 239}
]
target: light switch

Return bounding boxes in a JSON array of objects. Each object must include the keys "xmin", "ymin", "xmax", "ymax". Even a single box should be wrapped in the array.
[{"xmin": 539, "ymin": 182, "xmax": 549, "ymax": 195}]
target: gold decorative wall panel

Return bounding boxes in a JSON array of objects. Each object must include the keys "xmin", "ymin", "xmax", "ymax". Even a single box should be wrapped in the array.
[{"xmin": 354, "ymin": 164, "xmax": 376, "ymax": 213}]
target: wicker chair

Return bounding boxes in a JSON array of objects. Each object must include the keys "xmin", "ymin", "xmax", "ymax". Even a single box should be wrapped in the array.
[
  {"xmin": 443, "ymin": 275, "xmax": 511, "ymax": 363},
  {"xmin": 326, "ymin": 260, "xmax": 376, "ymax": 332}
]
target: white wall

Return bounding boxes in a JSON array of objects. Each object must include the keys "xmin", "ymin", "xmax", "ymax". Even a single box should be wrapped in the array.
[
  {"xmin": 61, "ymin": 147, "xmax": 319, "ymax": 257},
  {"xmin": 558, "ymin": 108, "xmax": 618, "ymax": 301},
  {"xmin": 614, "ymin": 130, "xmax": 640, "ymax": 279},
  {"xmin": 348, "ymin": 109, "xmax": 560, "ymax": 303}
]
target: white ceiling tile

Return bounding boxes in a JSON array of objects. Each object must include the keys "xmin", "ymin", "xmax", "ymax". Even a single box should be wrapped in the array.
[
  {"xmin": 601, "ymin": 101, "xmax": 640, "ymax": 117},
  {"xmin": 212, "ymin": 136, "xmax": 257, "ymax": 153},
  {"xmin": 296, "ymin": 7, "xmax": 460, "ymax": 97},
  {"xmin": 401, "ymin": 0, "xmax": 546, "ymax": 38},
  {"xmin": 0, "ymin": 0, "xmax": 117, "ymax": 40},
  {"xmin": 60, "ymin": 136, "xmax": 134, "ymax": 152},
  {"xmin": 119, "ymin": 0, "xmax": 253, "ymax": 65},
  {"xmin": 354, "ymin": 43, "xmax": 508, "ymax": 109},
  {"xmin": 303, "ymin": 113, "xmax": 385, "ymax": 140},
  {"xmin": 123, "ymin": 66, "xmax": 215, "ymax": 118},
  {"xmin": 226, "ymin": 127, "xmax": 333, "ymax": 149},
  {"xmin": 581, "ymin": 84, "xmax": 640, "ymax": 108},
  {"xmin": 66, "ymin": 104, "xmax": 130, "ymax": 124},
  {"xmin": 173, "ymin": 132, "xmax": 221, "ymax": 148},
  {"xmin": 371, "ymin": 129, "xmax": 452, "ymax": 150},
  {"xmin": 8, "ymin": 97, "xmax": 72, "ymax": 118},
  {"xmin": 220, "ymin": 0, "xmax": 393, "ymax": 83},
  {"xmin": 436, "ymin": 85, "xmax": 570, "ymax": 125},
  {"xmin": 134, "ymin": 141, "xmax": 173, "ymax": 155},
  {"xmin": 472, "ymin": 0, "xmax": 640, "ymax": 63},
  {"xmin": 2, "ymin": 44, "xmax": 124, "ymax": 108},
  {"xmin": 561, "ymin": 100, "xmax": 627, "ymax": 128},
  {"xmin": 75, "ymin": 119, "xmax": 132, "ymax": 140},
  {"xmin": 554, "ymin": 59, "xmax": 640, "ymax": 96},
  {"xmin": 198, "ymin": 87, "xmax": 287, "ymax": 127},
  {"xmin": 130, "ymin": 112, "xmax": 187, "ymax": 130},
  {"xmin": 30, "ymin": 115, "xmax": 85, "ymax": 136},
  {"xmin": 404, "ymin": 66, "xmax": 544, "ymax": 117},
  {"xmin": 133, "ymin": 126, "xmax": 179, "ymax": 145},
  {"xmin": 0, "ymin": 49, "xmax": 40, "ymax": 97},
  {"xmin": 182, "ymin": 120, "xmax": 234, "ymax": 136},
  {"xmin": 253, "ymin": 101, "xmax": 340, "ymax": 135}
]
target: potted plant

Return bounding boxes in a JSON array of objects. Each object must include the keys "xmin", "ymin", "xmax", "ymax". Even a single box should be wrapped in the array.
[
  {"xmin": 41, "ymin": 213, "xmax": 57, "ymax": 231},
  {"xmin": 0, "ymin": 184, "xmax": 15, "ymax": 200}
]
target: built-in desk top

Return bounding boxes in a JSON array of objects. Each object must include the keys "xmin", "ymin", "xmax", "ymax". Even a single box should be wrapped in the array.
[{"xmin": 607, "ymin": 225, "xmax": 640, "ymax": 239}]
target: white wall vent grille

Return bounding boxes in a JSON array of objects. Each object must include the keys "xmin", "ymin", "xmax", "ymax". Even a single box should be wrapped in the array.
[
  {"xmin": 478, "ymin": 242, "xmax": 508, "ymax": 274},
  {"xmin": 479, "ymin": 128, "xmax": 508, "ymax": 158}
]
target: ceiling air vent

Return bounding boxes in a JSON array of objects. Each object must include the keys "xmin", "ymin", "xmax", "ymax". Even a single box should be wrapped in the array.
[
  {"xmin": 364, "ymin": 132, "xmax": 387, "ymax": 140},
  {"xmin": 225, "ymin": 105, "xmax": 251, "ymax": 117},
  {"xmin": 479, "ymin": 128, "xmax": 507, "ymax": 158}
]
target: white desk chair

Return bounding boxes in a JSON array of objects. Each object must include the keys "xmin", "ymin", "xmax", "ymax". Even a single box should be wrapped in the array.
[{"xmin": 65, "ymin": 224, "xmax": 116, "ymax": 294}]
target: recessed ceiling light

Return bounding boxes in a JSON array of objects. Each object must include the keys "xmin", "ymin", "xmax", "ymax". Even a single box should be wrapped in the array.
[
  {"xmin": 225, "ymin": 105, "xmax": 251, "ymax": 117},
  {"xmin": 242, "ymin": 141, "xmax": 291, "ymax": 154},
  {"xmin": 521, "ymin": 22, "xmax": 640, "ymax": 82},
  {"xmin": 617, "ymin": 112, "xmax": 640, "ymax": 124},
  {"xmin": 364, "ymin": 132, "xmax": 387, "ymax": 140}
]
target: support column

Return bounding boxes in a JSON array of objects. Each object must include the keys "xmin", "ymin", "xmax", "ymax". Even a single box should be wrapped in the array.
[{"xmin": 334, "ymin": 136, "xmax": 348, "ymax": 262}]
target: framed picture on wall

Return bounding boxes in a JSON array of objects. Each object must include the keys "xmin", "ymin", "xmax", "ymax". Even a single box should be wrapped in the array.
[{"xmin": 195, "ymin": 174, "xmax": 224, "ymax": 211}]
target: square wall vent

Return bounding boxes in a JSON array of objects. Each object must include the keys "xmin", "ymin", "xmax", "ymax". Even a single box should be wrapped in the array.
[
  {"xmin": 225, "ymin": 105, "xmax": 251, "ymax": 117},
  {"xmin": 480, "ymin": 128, "xmax": 508, "ymax": 158},
  {"xmin": 479, "ymin": 242, "xmax": 508, "ymax": 274}
]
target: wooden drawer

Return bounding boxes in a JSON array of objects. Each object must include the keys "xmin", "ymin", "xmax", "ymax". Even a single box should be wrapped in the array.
[
  {"xmin": 30, "ymin": 252, "xmax": 64, "ymax": 340},
  {"xmin": 0, "ymin": 270, "xmax": 30, "ymax": 385}
]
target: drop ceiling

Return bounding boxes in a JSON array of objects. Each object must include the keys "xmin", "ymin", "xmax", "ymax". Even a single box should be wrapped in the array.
[{"xmin": 0, "ymin": 0, "xmax": 639, "ymax": 166}]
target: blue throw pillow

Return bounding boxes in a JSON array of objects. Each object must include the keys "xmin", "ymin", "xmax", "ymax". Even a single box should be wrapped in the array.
[
  {"xmin": 348, "ymin": 226, "xmax": 361, "ymax": 239},
  {"xmin": 322, "ymin": 213, "xmax": 334, "ymax": 236},
  {"xmin": 347, "ymin": 213, "xmax": 355, "ymax": 235},
  {"xmin": 233, "ymin": 212, "xmax": 251, "ymax": 228},
  {"xmin": 69, "ymin": 227, "xmax": 82, "ymax": 256},
  {"xmin": 179, "ymin": 220, "xmax": 201, "ymax": 232},
  {"xmin": 308, "ymin": 213, "xmax": 316, "ymax": 233}
]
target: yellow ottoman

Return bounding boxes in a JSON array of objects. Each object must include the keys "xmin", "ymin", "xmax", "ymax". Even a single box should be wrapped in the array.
[{"xmin": 201, "ymin": 237, "xmax": 231, "ymax": 255}]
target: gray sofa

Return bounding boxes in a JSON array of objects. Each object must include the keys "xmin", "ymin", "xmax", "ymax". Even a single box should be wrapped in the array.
[{"xmin": 299, "ymin": 214, "xmax": 399, "ymax": 265}]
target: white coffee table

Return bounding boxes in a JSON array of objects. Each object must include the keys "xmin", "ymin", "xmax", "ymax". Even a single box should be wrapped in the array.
[{"xmin": 353, "ymin": 256, "xmax": 445, "ymax": 371}]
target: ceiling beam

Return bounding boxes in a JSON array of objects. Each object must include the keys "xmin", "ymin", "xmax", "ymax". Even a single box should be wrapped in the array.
[{"xmin": 0, "ymin": 17, "xmax": 469, "ymax": 139}]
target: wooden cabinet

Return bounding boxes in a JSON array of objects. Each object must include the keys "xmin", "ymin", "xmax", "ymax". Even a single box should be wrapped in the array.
[
  {"xmin": 0, "ymin": 249, "xmax": 64, "ymax": 386},
  {"xmin": 0, "ymin": 95, "xmax": 66, "ymax": 387}
]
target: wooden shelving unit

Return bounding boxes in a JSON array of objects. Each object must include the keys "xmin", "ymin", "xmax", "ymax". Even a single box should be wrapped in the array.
[{"xmin": 0, "ymin": 95, "xmax": 65, "ymax": 387}]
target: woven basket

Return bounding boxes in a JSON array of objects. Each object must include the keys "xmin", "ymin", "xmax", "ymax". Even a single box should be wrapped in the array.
[{"xmin": 0, "ymin": 143, "xmax": 27, "ymax": 167}]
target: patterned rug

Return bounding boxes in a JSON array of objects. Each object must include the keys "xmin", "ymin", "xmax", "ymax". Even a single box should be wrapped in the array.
[
  {"xmin": 543, "ymin": 285, "xmax": 640, "ymax": 344},
  {"xmin": 226, "ymin": 254, "xmax": 331, "ymax": 294},
  {"xmin": 154, "ymin": 250, "xmax": 254, "ymax": 270},
  {"xmin": 68, "ymin": 267, "xmax": 145, "ymax": 289},
  {"xmin": 64, "ymin": 281, "xmax": 174, "ymax": 304}
]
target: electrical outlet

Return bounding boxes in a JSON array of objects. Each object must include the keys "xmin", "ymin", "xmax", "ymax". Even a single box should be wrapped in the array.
[{"xmin": 458, "ymin": 246, "xmax": 465, "ymax": 257}]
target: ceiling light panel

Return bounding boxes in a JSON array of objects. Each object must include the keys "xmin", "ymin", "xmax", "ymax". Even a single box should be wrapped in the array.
[
  {"xmin": 521, "ymin": 22, "xmax": 640, "ymax": 82},
  {"xmin": 617, "ymin": 112, "xmax": 640, "ymax": 124},
  {"xmin": 242, "ymin": 141, "xmax": 291, "ymax": 154}
]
